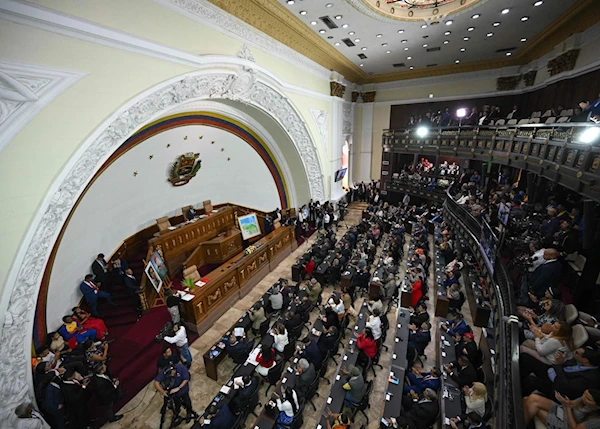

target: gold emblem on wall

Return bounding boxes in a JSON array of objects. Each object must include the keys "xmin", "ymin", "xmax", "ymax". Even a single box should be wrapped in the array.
[{"xmin": 168, "ymin": 152, "xmax": 202, "ymax": 187}]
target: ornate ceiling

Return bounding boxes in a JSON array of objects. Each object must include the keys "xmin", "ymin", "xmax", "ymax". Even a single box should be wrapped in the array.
[{"xmin": 358, "ymin": 0, "xmax": 482, "ymax": 22}]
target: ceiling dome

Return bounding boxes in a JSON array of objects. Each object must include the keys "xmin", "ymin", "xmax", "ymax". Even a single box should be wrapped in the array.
[{"xmin": 356, "ymin": 0, "xmax": 482, "ymax": 21}]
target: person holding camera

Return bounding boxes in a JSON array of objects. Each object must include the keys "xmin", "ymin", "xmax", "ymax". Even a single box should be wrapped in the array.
[{"xmin": 154, "ymin": 363, "xmax": 197, "ymax": 423}]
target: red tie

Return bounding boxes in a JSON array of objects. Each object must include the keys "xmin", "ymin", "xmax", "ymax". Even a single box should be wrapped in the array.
[{"xmin": 87, "ymin": 281, "xmax": 98, "ymax": 292}]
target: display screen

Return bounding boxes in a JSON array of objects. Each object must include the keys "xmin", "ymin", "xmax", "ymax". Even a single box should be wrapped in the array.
[
  {"xmin": 335, "ymin": 168, "xmax": 347, "ymax": 182},
  {"xmin": 498, "ymin": 202, "xmax": 510, "ymax": 226}
]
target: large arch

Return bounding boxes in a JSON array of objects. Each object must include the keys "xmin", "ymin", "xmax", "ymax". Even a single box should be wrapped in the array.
[{"xmin": 0, "ymin": 63, "xmax": 326, "ymax": 421}]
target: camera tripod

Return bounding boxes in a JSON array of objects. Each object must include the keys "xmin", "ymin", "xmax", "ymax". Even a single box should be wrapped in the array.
[{"xmin": 159, "ymin": 393, "xmax": 197, "ymax": 429}]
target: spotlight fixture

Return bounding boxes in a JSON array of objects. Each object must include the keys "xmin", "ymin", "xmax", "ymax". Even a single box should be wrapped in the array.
[
  {"xmin": 416, "ymin": 126, "xmax": 428, "ymax": 138},
  {"xmin": 579, "ymin": 127, "xmax": 600, "ymax": 144},
  {"xmin": 401, "ymin": 39, "xmax": 407, "ymax": 43},
  {"xmin": 502, "ymin": 8, "xmax": 510, "ymax": 14},
  {"xmin": 410, "ymin": 66, "xmax": 414, "ymax": 70},
  {"xmin": 382, "ymin": 43, "xmax": 388, "ymax": 47},
  {"xmin": 446, "ymin": 20, "xmax": 453, "ymax": 25},
  {"xmin": 460, "ymin": 48, "xmax": 466, "ymax": 52},
  {"xmin": 429, "ymin": 93, "xmax": 434, "ymax": 98},
  {"xmin": 455, "ymin": 59, "xmax": 460, "ymax": 63},
  {"xmin": 386, "ymin": 50, "xmax": 391, "ymax": 54},
  {"xmin": 463, "ymin": 37, "xmax": 470, "ymax": 41},
  {"xmin": 398, "ymin": 29, "xmax": 405, "ymax": 34},
  {"xmin": 404, "ymin": 47, "xmax": 409, "ymax": 50},
  {"xmin": 354, "ymin": 38, "xmax": 360, "ymax": 42},
  {"xmin": 472, "ymin": 14, "xmax": 480, "ymax": 19},
  {"xmin": 360, "ymin": 63, "xmax": 364, "ymax": 67},
  {"xmin": 361, "ymin": 47, "xmax": 367, "ymax": 50},
  {"xmin": 334, "ymin": 42, "xmax": 340, "ymax": 46},
  {"xmin": 521, "ymin": 16, "xmax": 529, "ymax": 21},
  {"xmin": 506, "ymin": 52, "xmax": 512, "ymax": 56},
  {"xmin": 407, "ymin": 56, "xmax": 412, "ymax": 59},
  {"xmin": 287, "ymin": 0, "xmax": 294, "ymax": 4},
  {"xmin": 521, "ymin": 38, "xmax": 527, "ymax": 42},
  {"xmin": 349, "ymin": 31, "xmax": 355, "ymax": 35},
  {"xmin": 422, "ymin": 44, "xmax": 428, "ymax": 47},
  {"xmin": 456, "ymin": 108, "xmax": 467, "ymax": 118},
  {"xmin": 326, "ymin": 3, "xmax": 333, "ymax": 7},
  {"xmin": 342, "ymin": 24, "xmax": 349, "ymax": 28},
  {"xmin": 421, "ymin": 24, "xmax": 427, "ymax": 29},
  {"xmin": 299, "ymin": 10, "xmax": 307, "ymax": 15}
]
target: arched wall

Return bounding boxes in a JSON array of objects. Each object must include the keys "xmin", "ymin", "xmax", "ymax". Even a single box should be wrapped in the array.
[{"xmin": 0, "ymin": 65, "xmax": 325, "ymax": 421}]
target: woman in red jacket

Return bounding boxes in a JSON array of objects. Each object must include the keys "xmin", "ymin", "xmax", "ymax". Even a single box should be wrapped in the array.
[
  {"xmin": 355, "ymin": 327, "xmax": 378, "ymax": 368},
  {"xmin": 255, "ymin": 346, "xmax": 276, "ymax": 377},
  {"xmin": 411, "ymin": 278, "xmax": 423, "ymax": 308},
  {"xmin": 304, "ymin": 258, "xmax": 316, "ymax": 276}
]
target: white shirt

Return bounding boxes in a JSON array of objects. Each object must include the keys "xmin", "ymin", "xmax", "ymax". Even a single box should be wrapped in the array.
[
  {"xmin": 164, "ymin": 326, "xmax": 188, "ymax": 347},
  {"xmin": 276, "ymin": 390, "xmax": 299, "ymax": 417},
  {"xmin": 333, "ymin": 301, "xmax": 345, "ymax": 315},
  {"xmin": 366, "ymin": 315, "xmax": 382, "ymax": 340},
  {"xmin": 271, "ymin": 330, "xmax": 289, "ymax": 352},
  {"xmin": 529, "ymin": 248, "xmax": 546, "ymax": 272}
]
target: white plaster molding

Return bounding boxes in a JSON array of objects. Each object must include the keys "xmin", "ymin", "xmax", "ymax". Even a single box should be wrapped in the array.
[
  {"xmin": 310, "ymin": 109, "xmax": 329, "ymax": 160},
  {"xmin": 0, "ymin": 0, "xmax": 331, "ymax": 100},
  {"xmin": 0, "ymin": 61, "xmax": 86, "ymax": 152},
  {"xmin": 342, "ymin": 102, "xmax": 354, "ymax": 135},
  {"xmin": 0, "ymin": 65, "xmax": 324, "ymax": 426}
]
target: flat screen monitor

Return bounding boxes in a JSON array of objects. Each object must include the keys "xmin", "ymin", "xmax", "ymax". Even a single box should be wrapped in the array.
[
  {"xmin": 335, "ymin": 168, "xmax": 347, "ymax": 182},
  {"xmin": 498, "ymin": 202, "xmax": 510, "ymax": 226}
]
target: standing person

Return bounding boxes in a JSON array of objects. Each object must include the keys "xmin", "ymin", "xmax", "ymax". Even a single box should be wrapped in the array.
[
  {"xmin": 164, "ymin": 322, "xmax": 193, "ymax": 368},
  {"xmin": 92, "ymin": 253, "xmax": 112, "ymax": 291},
  {"xmin": 40, "ymin": 374, "xmax": 65, "ymax": 429},
  {"xmin": 164, "ymin": 289, "xmax": 182, "ymax": 324},
  {"xmin": 79, "ymin": 274, "xmax": 115, "ymax": 318},
  {"xmin": 90, "ymin": 364, "xmax": 124, "ymax": 422},
  {"xmin": 14, "ymin": 402, "xmax": 50, "ymax": 429},
  {"xmin": 154, "ymin": 363, "xmax": 198, "ymax": 423},
  {"xmin": 61, "ymin": 369, "xmax": 90, "ymax": 428},
  {"xmin": 123, "ymin": 268, "xmax": 142, "ymax": 311}
]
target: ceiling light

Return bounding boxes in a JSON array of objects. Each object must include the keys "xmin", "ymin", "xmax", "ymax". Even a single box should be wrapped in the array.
[
  {"xmin": 349, "ymin": 31, "xmax": 355, "ymax": 35},
  {"xmin": 335, "ymin": 15, "xmax": 342, "ymax": 19},
  {"xmin": 472, "ymin": 14, "xmax": 481, "ymax": 19},
  {"xmin": 410, "ymin": 66, "xmax": 414, "ymax": 70},
  {"xmin": 398, "ymin": 29, "xmax": 405, "ymax": 34},
  {"xmin": 407, "ymin": 56, "xmax": 412, "ymax": 59},
  {"xmin": 446, "ymin": 20, "xmax": 453, "ymax": 26},
  {"xmin": 460, "ymin": 48, "xmax": 466, "ymax": 52},
  {"xmin": 521, "ymin": 16, "xmax": 529, "ymax": 21},
  {"xmin": 401, "ymin": 39, "xmax": 407, "ymax": 43},
  {"xmin": 463, "ymin": 37, "xmax": 470, "ymax": 41},
  {"xmin": 326, "ymin": 3, "xmax": 333, "ymax": 7},
  {"xmin": 360, "ymin": 64, "xmax": 364, "ymax": 67},
  {"xmin": 443, "ymin": 40, "xmax": 449, "ymax": 44},
  {"xmin": 521, "ymin": 38, "xmax": 527, "ymax": 42},
  {"xmin": 404, "ymin": 47, "xmax": 409, "ymax": 50},
  {"xmin": 319, "ymin": 29, "xmax": 326, "ymax": 34},
  {"xmin": 493, "ymin": 22, "xmax": 500, "ymax": 26},
  {"xmin": 287, "ymin": 0, "xmax": 294, "ymax": 4},
  {"xmin": 342, "ymin": 24, "xmax": 349, "ymax": 28},
  {"xmin": 487, "ymin": 32, "xmax": 493, "ymax": 37},
  {"xmin": 361, "ymin": 47, "xmax": 367, "ymax": 50},
  {"xmin": 310, "ymin": 21, "xmax": 317, "ymax": 25},
  {"xmin": 455, "ymin": 59, "xmax": 460, "ymax": 63},
  {"xmin": 468, "ymin": 27, "xmax": 475, "ymax": 31},
  {"xmin": 382, "ymin": 43, "xmax": 388, "ymax": 47},
  {"xmin": 421, "ymin": 24, "xmax": 427, "ymax": 29},
  {"xmin": 429, "ymin": 94, "xmax": 434, "ymax": 98},
  {"xmin": 354, "ymin": 38, "xmax": 360, "ymax": 42},
  {"xmin": 386, "ymin": 50, "xmax": 391, "ymax": 54},
  {"xmin": 376, "ymin": 34, "xmax": 383, "ymax": 38},
  {"xmin": 423, "ymin": 44, "xmax": 428, "ymax": 47},
  {"xmin": 534, "ymin": 0, "xmax": 543, "ymax": 6},
  {"xmin": 334, "ymin": 42, "xmax": 340, "ymax": 46},
  {"xmin": 502, "ymin": 8, "xmax": 510, "ymax": 14},
  {"xmin": 445, "ymin": 31, "xmax": 451, "ymax": 35},
  {"xmin": 299, "ymin": 10, "xmax": 307, "ymax": 15},
  {"xmin": 506, "ymin": 52, "xmax": 512, "ymax": 56}
]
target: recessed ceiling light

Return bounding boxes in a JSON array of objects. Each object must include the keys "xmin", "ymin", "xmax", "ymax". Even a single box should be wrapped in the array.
[
  {"xmin": 398, "ymin": 29, "xmax": 405, "ymax": 34},
  {"xmin": 460, "ymin": 48, "xmax": 466, "ymax": 52},
  {"xmin": 287, "ymin": 0, "xmax": 294, "ymax": 4},
  {"xmin": 310, "ymin": 21, "xmax": 317, "ymax": 25},
  {"xmin": 382, "ymin": 43, "xmax": 388, "ymax": 47},
  {"xmin": 472, "ymin": 14, "xmax": 481, "ymax": 19},
  {"xmin": 361, "ymin": 47, "xmax": 367, "ymax": 50},
  {"xmin": 468, "ymin": 27, "xmax": 475, "ymax": 32},
  {"xmin": 521, "ymin": 38, "xmax": 527, "ymax": 42},
  {"xmin": 386, "ymin": 50, "xmax": 391, "ymax": 54},
  {"xmin": 401, "ymin": 39, "xmax": 407, "ymax": 43},
  {"xmin": 407, "ymin": 56, "xmax": 412, "ymax": 59},
  {"xmin": 422, "ymin": 44, "xmax": 428, "ymax": 47},
  {"xmin": 360, "ymin": 64, "xmax": 364, "ymax": 67},
  {"xmin": 421, "ymin": 24, "xmax": 427, "ymax": 29},
  {"xmin": 506, "ymin": 52, "xmax": 512, "ymax": 56},
  {"xmin": 342, "ymin": 24, "xmax": 349, "ymax": 28},
  {"xmin": 404, "ymin": 47, "xmax": 409, "ymax": 50},
  {"xmin": 376, "ymin": 34, "xmax": 383, "ymax": 38},
  {"xmin": 534, "ymin": 0, "xmax": 543, "ymax": 6},
  {"xmin": 410, "ymin": 66, "xmax": 414, "ymax": 70},
  {"xmin": 446, "ymin": 20, "xmax": 453, "ymax": 25},
  {"xmin": 326, "ymin": 3, "xmax": 333, "ymax": 7},
  {"xmin": 443, "ymin": 40, "xmax": 449, "ymax": 44},
  {"xmin": 349, "ymin": 31, "xmax": 355, "ymax": 35},
  {"xmin": 354, "ymin": 38, "xmax": 360, "ymax": 42},
  {"xmin": 335, "ymin": 15, "xmax": 342, "ymax": 19},
  {"xmin": 334, "ymin": 42, "xmax": 340, "ymax": 46},
  {"xmin": 455, "ymin": 59, "xmax": 460, "ymax": 63},
  {"xmin": 319, "ymin": 29, "xmax": 326, "ymax": 34},
  {"xmin": 521, "ymin": 16, "xmax": 529, "ymax": 21},
  {"xmin": 493, "ymin": 22, "xmax": 501, "ymax": 26},
  {"xmin": 429, "ymin": 93, "xmax": 434, "ymax": 98},
  {"xmin": 463, "ymin": 37, "xmax": 470, "ymax": 41},
  {"xmin": 299, "ymin": 10, "xmax": 307, "ymax": 15},
  {"xmin": 487, "ymin": 32, "xmax": 493, "ymax": 37},
  {"xmin": 502, "ymin": 8, "xmax": 510, "ymax": 14},
  {"xmin": 445, "ymin": 31, "xmax": 451, "ymax": 35}
]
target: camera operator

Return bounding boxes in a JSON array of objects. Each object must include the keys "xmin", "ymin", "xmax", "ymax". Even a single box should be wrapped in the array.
[
  {"xmin": 154, "ymin": 363, "xmax": 197, "ymax": 423},
  {"xmin": 518, "ymin": 248, "xmax": 562, "ymax": 306}
]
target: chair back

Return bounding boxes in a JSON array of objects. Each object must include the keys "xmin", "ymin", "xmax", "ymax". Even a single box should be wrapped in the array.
[
  {"xmin": 242, "ymin": 377, "xmax": 261, "ymax": 418},
  {"xmin": 573, "ymin": 324, "xmax": 589, "ymax": 349},
  {"xmin": 282, "ymin": 341, "xmax": 297, "ymax": 362},
  {"xmin": 565, "ymin": 304, "xmax": 578, "ymax": 324},
  {"xmin": 495, "ymin": 119, "xmax": 506, "ymax": 126},
  {"xmin": 518, "ymin": 118, "xmax": 530, "ymax": 125},
  {"xmin": 331, "ymin": 333, "xmax": 342, "ymax": 355},
  {"xmin": 545, "ymin": 116, "xmax": 556, "ymax": 124},
  {"xmin": 289, "ymin": 324, "xmax": 303, "ymax": 341},
  {"xmin": 483, "ymin": 397, "xmax": 494, "ymax": 422},
  {"xmin": 181, "ymin": 205, "xmax": 193, "ymax": 217},
  {"xmin": 182, "ymin": 265, "xmax": 201, "ymax": 283},
  {"xmin": 319, "ymin": 351, "xmax": 331, "ymax": 378},
  {"xmin": 357, "ymin": 380, "xmax": 373, "ymax": 411},
  {"xmin": 267, "ymin": 359, "xmax": 285, "ymax": 385},
  {"xmin": 507, "ymin": 119, "xmax": 518, "ymax": 125},
  {"xmin": 305, "ymin": 374, "xmax": 320, "ymax": 401},
  {"xmin": 259, "ymin": 319, "xmax": 271, "ymax": 336},
  {"xmin": 556, "ymin": 116, "xmax": 569, "ymax": 123},
  {"xmin": 156, "ymin": 216, "xmax": 171, "ymax": 232},
  {"xmin": 230, "ymin": 348, "xmax": 250, "ymax": 365}
]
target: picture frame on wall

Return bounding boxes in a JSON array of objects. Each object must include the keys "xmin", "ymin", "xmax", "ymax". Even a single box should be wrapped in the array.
[
  {"xmin": 149, "ymin": 251, "xmax": 168, "ymax": 279},
  {"xmin": 145, "ymin": 262, "xmax": 163, "ymax": 293},
  {"xmin": 238, "ymin": 213, "xmax": 262, "ymax": 240}
]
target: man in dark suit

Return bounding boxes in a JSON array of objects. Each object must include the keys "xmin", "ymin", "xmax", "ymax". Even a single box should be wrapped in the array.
[
  {"xmin": 522, "ymin": 347, "xmax": 600, "ymax": 398},
  {"xmin": 297, "ymin": 296, "xmax": 312, "ymax": 316},
  {"xmin": 408, "ymin": 322, "xmax": 431, "ymax": 356},
  {"xmin": 62, "ymin": 368, "xmax": 90, "ymax": 428},
  {"xmin": 123, "ymin": 268, "xmax": 142, "ymax": 311},
  {"xmin": 283, "ymin": 311, "xmax": 303, "ymax": 334},
  {"xmin": 92, "ymin": 253, "xmax": 112, "ymax": 291},
  {"xmin": 318, "ymin": 326, "xmax": 338, "ymax": 356},
  {"xmin": 229, "ymin": 375, "xmax": 259, "ymax": 415},
  {"xmin": 409, "ymin": 303, "xmax": 430, "ymax": 327},
  {"xmin": 224, "ymin": 333, "xmax": 254, "ymax": 356},
  {"xmin": 294, "ymin": 358, "xmax": 316, "ymax": 399},
  {"xmin": 199, "ymin": 402, "xmax": 236, "ymax": 428},
  {"xmin": 455, "ymin": 333, "xmax": 480, "ymax": 367},
  {"xmin": 79, "ymin": 274, "xmax": 114, "ymax": 317},
  {"xmin": 352, "ymin": 266, "xmax": 371, "ymax": 294},
  {"xmin": 383, "ymin": 388, "xmax": 439, "ymax": 429},
  {"xmin": 90, "ymin": 364, "xmax": 123, "ymax": 422},
  {"xmin": 185, "ymin": 207, "xmax": 197, "ymax": 221},
  {"xmin": 300, "ymin": 337, "xmax": 322, "ymax": 369},
  {"xmin": 520, "ymin": 248, "xmax": 562, "ymax": 304},
  {"xmin": 444, "ymin": 356, "xmax": 477, "ymax": 388}
]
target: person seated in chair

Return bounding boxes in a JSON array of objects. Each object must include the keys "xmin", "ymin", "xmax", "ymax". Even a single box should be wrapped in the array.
[
  {"xmin": 455, "ymin": 332, "xmax": 480, "ymax": 367},
  {"xmin": 409, "ymin": 303, "xmax": 430, "ymax": 327},
  {"xmin": 224, "ymin": 332, "xmax": 254, "ymax": 356},
  {"xmin": 325, "ymin": 260, "xmax": 342, "ymax": 286},
  {"xmin": 229, "ymin": 375, "xmax": 259, "ymax": 415},
  {"xmin": 283, "ymin": 311, "xmax": 303, "ymax": 334},
  {"xmin": 355, "ymin": 327, "xmax": 378, "ymax": 368},
  {"xmin": 199, "ymin": 402, "xmax": 236, "ymax": 428},
  {"xmin": 383, "ymin": 388, "xmax": 439, "ymax": 429},
  {"xmin": 297, "ymin": 296, "xmax": 312, "ymax": 317},
  {"xmin": 185, "ymin": 207, "xmax": 197, "ymax": 221},
  {"xmin": 408, "ymin": 321, "xmax": 432, "ymax": 356},
  {"xmin": 299, "ymin": 337, "xmax": 322, "ymax": 369},
  {"xmin": 294, "ymin": 358, "xmax": 316, "ymax": 399},
  {"xmin": 450, "ymin": 412, "xmax": 485, "ymax": 429},
  {"xmin": 444, "ymin": 356, "xmax": 477, "ymax": 388},
  {"xmin": 58, "ymin": 315, "xmax": 97, "ymax": 347},
  {"xmin": 318, "ymin": 326, "xmax": 338, "ymax": 356},
  {"xmin": 352, "ymin": 266, "xmax": 371, "ymax": 293},
  {"xmin": 441, "ymin": 312, "xmax": 469, "ymax": 337},
  {"xmin": 403, "ymin": 364, "xmax": 441, "ymax": 395},
  {"xmin": 341, "ymin": 365, "xmax": 366, "ymax": 409},
  {"xmin": 269, "ymin": 286, "xmax": 284, "ymax": 312},
  {"xmin": 249, "ymin": 303, "xmax": 267, "ymax": 336},
  {"xmin": 271, "ymin": 323, "xmax": 289, "ymax": 353},
  {"xmin": 255, "ymin": 346, "xmax": 276, "ymax": 377}
]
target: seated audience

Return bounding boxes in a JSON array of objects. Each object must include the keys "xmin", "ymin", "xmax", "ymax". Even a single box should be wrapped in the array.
[
  {"xmin": 444, "ymin": 355, "xmax": 478, "ymax": 388},
  {"xmin": 383, "ymin": 388, "xmax": 439, "ymax": 429},
  {"xmin": 409, "ymin": 303, "xmax": 430, "ymax": 327},
  {"xmin": 255, "ymin": 346, "xmax": 276, "ymax": 377},
  {"xmin": 294, "ymin": 358, "xmax": 316, "ymax": 399},
  {"xmin": 58, "ymin": 315, "xmax": 97, "ymax": 349},
  {"xmin": 274, "ymin": 387, "xmax": 300, "ymax": 429},
  {"xmin": 271, "ymin": 323, "xmax": 289, "ymax": 353},
  {"xmin": 318, "ymin": 326, "xmax": 339, "ymax": 356},
  {"xmin": 366, "ymin": 308, "xmax": 382, "ymax": 340},
  {"xmin": 79, "ymin": 274, "xmax": 115, "ymax": 318},
  {"xmin": 199, "ymin": 402, "xmax": 236, "ymax": 428},
  {"xmin": 520, "ymin": 321, "xmax": 575, "ymax": 381},
  {"xmin": 248, "ymin": 303, "xmax": 267, "ymax": 336},
  {"xmin": 356, "ymin": 327, "xmax": 378, "ymax": 368},
  {"xmin": 72, "ymin": 306, "xmax": 108, "ymax": 339},
  {"xmin": 342, "ymin": 365, "xmax": 366, "ymax": 408},
  {"xmin": 403, "ymin": 364, "xmax": 441, "ymax": 394},
  {"xmin": 299, "ymin": 337, "xmax": 322, "ymax": 369},
  {"xmin": 523, "ymin": 389, "xmax": 600, "ymax": 428},
  {"xmin": 229, "ymin": 375, "xmax": 259, "ymax": 415},
  {"xmin": 224, "ymin": 333, "xmax": 254, "ymax": 356},
  {"xmin": 408, "ymin": 321, "xmax": 432, "ymax": 356}
]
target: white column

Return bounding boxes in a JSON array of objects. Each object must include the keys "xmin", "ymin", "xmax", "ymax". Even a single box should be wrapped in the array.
[
  {"xmin": 330, "ymin": 97, "xmax": 344, "ymax": 201},
  {"xmin": 359, "ymin": 103, "xmax": 373, "ymax": 182}
]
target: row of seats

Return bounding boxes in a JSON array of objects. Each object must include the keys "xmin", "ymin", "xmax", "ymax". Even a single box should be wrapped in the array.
[{"xmin": 490, "ymin": 116, "xmax": 571, "ymax": 126}]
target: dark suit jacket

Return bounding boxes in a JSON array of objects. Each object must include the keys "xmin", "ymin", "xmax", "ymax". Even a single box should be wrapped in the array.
[
  {"xmin": 302, "ymin": 341, "xmax": 322, "ymax": 368},
  {"xmin": 225, "ymin": 339, "xmax": 253, "ymax": 355},
  {"xmin": 410, "ymin": 311, "xmax": 430, "ymax": 327},
  {"xmin": 408, "ymin": 330, "xmax": 431, "ymax": 355},
  {"xmin": 450, "ymin": 363, "xmax": 477, "ymax": 387},
  {"xmin": 91, "ymin": 375, "xmax": 118, "ymax": 405},
  {"xmin": 352, "ymin": 271, "xmax": 371, "ymax": 289},
  {"xmin": 552, "ymin": 365, "xmax": 600, "ymax": 399},
  {"xmin": 284, "ymin": 314, "xmax": 303, "ymax": 333},
  {"xmin": 403, "ymin": 399, "xmax": 440, "ymax": 429},
  {"xmin": 207, "ymin": 402, "xmax": 236, "ymax": 428},
  {"xmin": 229, "ymin": 377, "xmax": 259, "ymax": 414},
  {"xmin": 529, "ymin": 261, "xmax": 562, "ymax": 297},
  {"xmin": 92, "ymin": 260, "xmax": 110, "ymax": 284},
  {"xmin": 318, "ymin": 333, "xmax": 337, "ymax": 356},
  {"xmin": 295, "ymin": 363, "xmax": 316, "ymax": 398},
  {"xmin": 79, "ymin": 281, "xmax": 99, "ymax": 303},
  {"xmin": 123, "ymin": 275, "xmax": 139, "ymax": 291}
]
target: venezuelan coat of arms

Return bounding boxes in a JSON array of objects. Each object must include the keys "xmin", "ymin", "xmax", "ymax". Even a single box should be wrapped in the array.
[{"xmin": 168, "ymin": 152, "xmax": 202, "ymax": 186}]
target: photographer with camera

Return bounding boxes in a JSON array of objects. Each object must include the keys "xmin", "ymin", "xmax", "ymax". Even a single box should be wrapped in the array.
[{"xmin": 154, "ymin": 363, "xmax": 197, "ymax": 426}]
